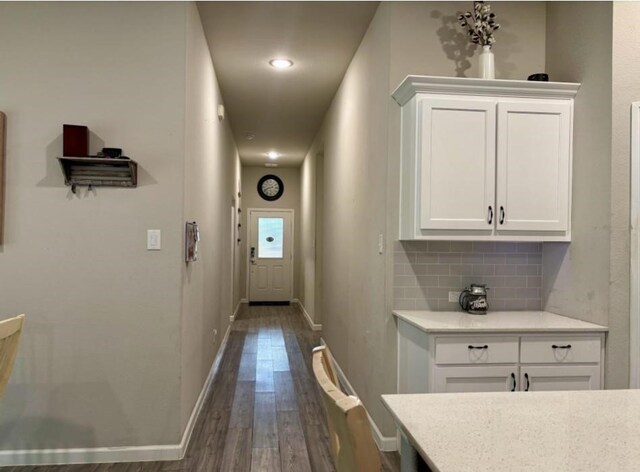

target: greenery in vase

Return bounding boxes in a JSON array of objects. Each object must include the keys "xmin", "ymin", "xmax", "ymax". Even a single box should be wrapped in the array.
[{"xmin": 458, "ymin": 1, "xmax": 500, "ymax": 47}]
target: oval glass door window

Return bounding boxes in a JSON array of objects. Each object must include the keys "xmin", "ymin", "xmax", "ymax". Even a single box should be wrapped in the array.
[{"xmin": 258, "ymin": 217, "xmax": 284, "ymax": 258}]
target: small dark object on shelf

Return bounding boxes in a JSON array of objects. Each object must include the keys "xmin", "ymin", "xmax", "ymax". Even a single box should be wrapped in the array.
[
  {"xmin": 63, "ymin": 124, "xmax": 89, "ymax": 157},
  {"xmin": 527, "ymin": 73, "xmax": 549, "ymax": 82},
  {"xmin": 101, "ymin": 147, "xmax": 122, "ymax": 158}
]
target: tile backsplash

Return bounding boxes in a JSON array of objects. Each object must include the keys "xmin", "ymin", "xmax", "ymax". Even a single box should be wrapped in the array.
[{"xmin": 394, "ymin": 241, "xmax": 542, "ymax": 312}]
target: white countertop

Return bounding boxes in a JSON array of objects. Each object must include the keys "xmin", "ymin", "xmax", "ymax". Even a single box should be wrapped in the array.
[
  {"xmin": 382, "ymin": 390, "xmax": 640, "ymax": 472},
  {"xmin": 393, "ymin": 310, "xmax": 608, "ymax": 333}
]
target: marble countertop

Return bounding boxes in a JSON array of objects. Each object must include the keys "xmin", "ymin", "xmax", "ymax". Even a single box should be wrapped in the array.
[
  {"xmin": 393, "ymin": 310, "xmax": 608, "ymax": 333},
  {"xmin": 382, "ymin": 390, "xmax": 640, "ymax": 472}
]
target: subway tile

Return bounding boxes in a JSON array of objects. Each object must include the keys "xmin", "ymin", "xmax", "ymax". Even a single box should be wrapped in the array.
[
  {"xmin": 450, "ymin": 264, "xmax": 474, "ymax": 276},
  {"xmin": 450, "ymin": 241, "xmax": 474, "ymax": 252},
  {"xmin": 394, "ymin": 263, "xmax": 409, "ymax": 276},
  {"xmin": 427, "ymin": 287, "xmax": 450, "ymax": 299},
  {"xmin": 410, "ymin": 264, "xmax": 429, "ymax": 275},
  {"xmin": 400, "ymin": 241, "xmax": 429, "ymax": 252},
  {"xmin": 438, "ymin": 300, "xmax": 460, "ymax": 311},
  {"xmin": 461, "ymin": 253, "xmax": 484, "ymax": 264},
  {"xmin": 506, "ymin": 254, "xmax": 528, "ymax": 265},
  {"xmin": 428, "ymin": 241, "xmax": 451, "ymax": 252},
  {"xmin": 472, "ymin": 241, "xmax": 496, "ymax": 252},
  {"xmin": 473, "ymin": 264, "xmax": 495, "ymax": 276},
  {"xmin": 517, "ymin": 242, "xmax": 542, "ymax": 253},
  {"xmin": 415, "ymin": 299, "xmax": 437, "ymax": 310},
  {"xmin": 517, "ymin": 287, "xmax": 539, "ymax": 299},
  {"xmin": 517, "ymin": 265, "xmax": 540, "ymax": 276},
  {"xmin": 425, "ymin": 264, "xmax": 450, "ymax": 275},
  {"xmin": 489, "ymin": 299, "xmax": 506, "ymax": 311},
  {"xmin": 495, "ymin": 265, "xmax": 518, "ymax": 276},
  {"xmin": 417, "ymin": 252, "xmax": 439, "ymax": 264},
  {"xmin": 480, "ymin": 276, "xmax": 505, "ymax": 288},
  {"xmin": 526, "ymin": 298, "xmax": 542, "ymax": 310},
  {"xmin": 494, "ymin": 242, "xmax": 518, "ymax": 253},
  {"xmin": 528, "ymin": 253, "xmax": 543, "ymax": 264},
  {"xmin": 404, "ymin": 287, "xmax": 430, "ymax": 299},
  {"xmin": 438, "ymin": 275, "xmax": 462, "ymax": 288},
  {"xmin": 503, "ymin": 299, "xmax": 529, "ymax": 310},
  {"xmin": 439, "ymin": 253, "xmax": 461, "ymax": 264},
  {"xmin": 483, "ymin": 253, "xmax": 506, "ymax": 264},
  {"xmin": 494, "ymin": 287, "xmax": 517, "ymax": 299},
  {"xmin": 504, "ymin": 276, "xmax": 527, "ymax": 288},
  {"xmin": 416, "ymin": 275, "xmax": 439, "ymax": 287},
  {"xmin": 527, "ymin": 276, "xmax": 542, "ymax": 288},
  {"xmin": 394, "ymin": 251, "xmax": 413, "ymax": 265},
  {"xmin": 394, "ymin": 275, "xmax": 417, "ymax": 287},
  {"xmin": 394, "ymin": 287, "xmax": 405, "ymax": 299},
  {"xmin": 394, "ymin": 299, "xmax": 416, "ymax": 310}
]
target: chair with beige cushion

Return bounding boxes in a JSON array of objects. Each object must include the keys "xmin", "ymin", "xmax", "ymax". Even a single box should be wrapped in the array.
[
  {"xmin": 0, "ymin": 314, "xmax": 25, "ymax": 397},
  {"xmin": 312, "ymin": 345, "xmax": 381, "ymax": 472}
]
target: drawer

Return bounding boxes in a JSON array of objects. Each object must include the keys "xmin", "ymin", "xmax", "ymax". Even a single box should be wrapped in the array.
[
  {"xmin": 520, "ymin": 336, "xmax": 601, "ymax": 364},
  {"xmin": 435, "ymin": 336, "xmax": 519, "ymax": 365}
]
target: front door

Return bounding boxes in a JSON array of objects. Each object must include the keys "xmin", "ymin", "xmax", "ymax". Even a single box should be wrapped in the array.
[{"xmin": 248, "ymin": 209, "xmax": 293, "ymax": 302}]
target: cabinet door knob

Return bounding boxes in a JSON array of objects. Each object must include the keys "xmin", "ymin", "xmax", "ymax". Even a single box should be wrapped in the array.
[
  {"xmin": 467, "ymin": 345, "xmax": 489, "ymax": 350},
  {"xmin": 552, "ymin": 344, "xmax": 572, "ymax": 349},
  {"xmin": 510, "ymin": 372, "xmax": 516, "ymax": 392},
  {"xmin": 524, "ymin": 373, "xmax": 530, "ymax": 391},
  {"xmin": 488, "ymin": 206, "xmax": 493, "ymax": 224},
  {"xmin": 499, "ymin": 206, "xmax": 505, "ymax": 225}
]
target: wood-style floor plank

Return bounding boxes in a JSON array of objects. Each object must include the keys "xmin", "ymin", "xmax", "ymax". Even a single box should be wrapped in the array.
[{"xmin": 6, "ymin": 304, "xmax": 399, "ymax": 472}]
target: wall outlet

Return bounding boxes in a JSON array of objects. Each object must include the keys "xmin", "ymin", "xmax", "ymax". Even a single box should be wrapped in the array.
[{"xmin": 448, "ymin": 291, "xmax": 461, "ymax": 303}]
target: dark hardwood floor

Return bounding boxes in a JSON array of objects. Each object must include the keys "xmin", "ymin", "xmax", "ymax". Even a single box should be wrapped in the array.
[{"xmin": 3, "ymin": 304, "xmax": 400, "ymax": 472}]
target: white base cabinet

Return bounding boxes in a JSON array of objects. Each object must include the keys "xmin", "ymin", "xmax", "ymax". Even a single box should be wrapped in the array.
[{"xmin": 397, "ymin": 319, "xmax": 605, "ymax": 395}]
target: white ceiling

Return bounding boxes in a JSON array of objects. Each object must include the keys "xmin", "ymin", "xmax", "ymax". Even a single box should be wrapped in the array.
[{"xmin": 197, "ymin": 1, "xmax": 379, "ymax": 167}]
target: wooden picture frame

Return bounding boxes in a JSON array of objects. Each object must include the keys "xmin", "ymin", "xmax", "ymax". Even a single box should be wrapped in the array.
[{"xmin": 0, "ymin": 112, "xmax": 5, "ymax": 244}]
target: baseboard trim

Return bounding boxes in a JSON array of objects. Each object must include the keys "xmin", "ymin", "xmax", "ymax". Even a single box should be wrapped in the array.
[
  {"xmin": 0, "ymin": 325, "xmax": 233, "ymax": 467},
  {"xmin": 320, "ymin": 338, "xmax": 397, "ymax": 452},
  {"xmin": 230, "ymin": 300, "xmax": 243, "ymax": 322},
  {"xmin": 293, "ymin": 300, "xmax": 322, "ymax": 331}
]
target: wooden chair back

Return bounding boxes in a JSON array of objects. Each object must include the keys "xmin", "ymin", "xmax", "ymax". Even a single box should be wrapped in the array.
[
  {"xmin": 312, "ymin": 345, "xmax": 381, "ymax": 472},
  {"xmin": 0, "ymin": 314, "xmax": 24, "ymax": 397}
]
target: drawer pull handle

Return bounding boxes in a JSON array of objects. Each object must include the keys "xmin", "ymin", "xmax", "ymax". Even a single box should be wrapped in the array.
[
  {"xmin": 468, "ymin": 345, "xmax": 489, "ymax": 350},
  {"xmin": 510, "ymin": 372, "xmax": 516, "ymax": 392},
  {"xmin": 524, "ymin": 373, "xmax": 530, "ymax": 391},
  {"xmin": 552, "ymin": 344, "xmax": 572, "ymax": 349}
]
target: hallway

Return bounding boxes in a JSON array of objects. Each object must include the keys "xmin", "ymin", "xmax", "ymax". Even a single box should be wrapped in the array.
[{"xmin": 5, "ymin": 305, "xmax": 400, "ymax": 472}]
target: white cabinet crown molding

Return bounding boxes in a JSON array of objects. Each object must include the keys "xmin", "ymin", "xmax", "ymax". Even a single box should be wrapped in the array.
[{"xmin": 392, "ymin": 75, "xmax": 581, "ymax": 106}]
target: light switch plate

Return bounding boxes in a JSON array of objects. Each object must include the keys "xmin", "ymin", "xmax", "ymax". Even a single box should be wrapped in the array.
[
  {"xmin": 147, "ymin": 229, "xmax": 161, "ymax": 250},
  {"xmin": 378, "ymin": 233, "xmax": 384, "ymax": 254},
  {"xmin": 449, "ymin": 291, "xmax": 461, "ymax": 303}
]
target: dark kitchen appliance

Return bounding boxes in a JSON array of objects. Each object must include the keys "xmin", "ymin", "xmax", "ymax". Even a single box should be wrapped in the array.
[{"xmin": 459, "ymin": 284, "xmax": 489, "ymax": 314}]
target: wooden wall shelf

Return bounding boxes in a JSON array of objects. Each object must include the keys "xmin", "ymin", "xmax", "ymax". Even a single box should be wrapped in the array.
[{"xmin": 57, "ymin": 157, "xmax": 138, "ymax": 193}]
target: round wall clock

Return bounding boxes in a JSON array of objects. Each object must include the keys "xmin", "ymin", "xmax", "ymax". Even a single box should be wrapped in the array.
[{"xmin": 257, "ymin": 174, "xmax": 284, "ymax": 201}]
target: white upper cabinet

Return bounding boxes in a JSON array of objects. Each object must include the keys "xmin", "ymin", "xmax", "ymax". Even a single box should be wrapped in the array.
[
  {"xmin": 394, "ymin": 76, "xmax": 580, "ymax": 241},
  {"xmin": 419, "ymin": 97, "xmax": 496, "ymax": 231}
]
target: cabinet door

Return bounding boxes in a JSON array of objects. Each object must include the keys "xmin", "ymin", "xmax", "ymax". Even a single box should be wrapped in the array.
[
  {"xmin": 433, "ymin": 366, "xmax": 517, "ymax": 393},
  {"xmin": 521, "ymin": 365, "xmax": 601, "ymax": 392},
  {"xmin": 496, "ymin": 100, "xmax": 572, "ymax": 232},
  {"xmin": 418, "ymin": 97, "xmax": 496, "ymax": 231}
]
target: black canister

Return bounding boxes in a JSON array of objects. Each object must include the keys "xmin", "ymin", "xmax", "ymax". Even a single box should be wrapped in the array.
[{"xmin": 459, "ymin": 284, "xmax": 489, "ymax": 314}]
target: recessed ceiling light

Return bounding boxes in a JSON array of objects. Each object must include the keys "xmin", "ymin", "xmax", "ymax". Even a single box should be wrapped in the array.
[
  {"xmin": 267, "ymin": 151, "xmax": 279, "ymax": 160},
  {"xmin": 269, "ymin": 58, "xmax": 293, "ymax": 69}
]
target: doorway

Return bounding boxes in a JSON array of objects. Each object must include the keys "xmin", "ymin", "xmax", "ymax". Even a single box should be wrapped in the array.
[{"xmin": 247, "ymin": 209, "xmax": 294, "ymax": 303}]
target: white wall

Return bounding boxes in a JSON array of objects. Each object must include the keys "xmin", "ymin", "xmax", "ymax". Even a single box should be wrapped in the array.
[
  {"xmin": 0, "ymin": 1, "xmax": 240, "ymax": 457},
  {"xmin": 299, "ymin": 1, "xmax": 548, "ymax": 437},
  {"xmin": 239, "ymin": 166, "xmax": 301, "ymax": 301},
  {"xmin": 543, "ymin": 2, "xmax": 614, "ymax": 377},
  {"xmin": 180, "ymin": 3, "xmax": 241, "ymax": 432}
]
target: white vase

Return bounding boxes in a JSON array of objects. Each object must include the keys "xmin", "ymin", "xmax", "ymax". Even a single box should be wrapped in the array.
[{"xmin": 479, "ymin": 45, "xmax": 495, "ymax": 79}]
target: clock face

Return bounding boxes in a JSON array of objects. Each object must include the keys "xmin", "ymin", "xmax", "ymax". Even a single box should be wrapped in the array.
[{"xmin": 257, "ymin": 174, "xmax": 284, "ymax": 201}]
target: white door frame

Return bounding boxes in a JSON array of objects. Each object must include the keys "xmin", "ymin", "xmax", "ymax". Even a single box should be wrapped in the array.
[
  {"xmin": 630, "ymin": 102, "xmax": 640, "ymax": 388},
  {"xmin": 246, "ymin": 208, "xmax": 294, "ymax": 302}
]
